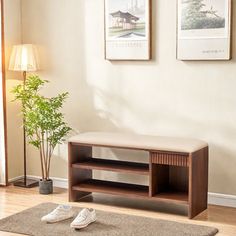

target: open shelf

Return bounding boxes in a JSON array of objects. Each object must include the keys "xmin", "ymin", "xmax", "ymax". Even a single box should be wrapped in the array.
[
  {"xmin": 72, "ymin": 158, "xmax": 149, "ymax": 175},
  {"xmin": 150, "ymin": 164, "xmax": 189, "ymax": 204},
  {"xmin": 72, "ymin": 179, "xmax": 149, "ymax": 198}
]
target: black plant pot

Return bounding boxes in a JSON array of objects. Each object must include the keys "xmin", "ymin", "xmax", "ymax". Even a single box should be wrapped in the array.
[{"xmin": 39, "ymin": 179, "xmax": 53, "ymax": 195}]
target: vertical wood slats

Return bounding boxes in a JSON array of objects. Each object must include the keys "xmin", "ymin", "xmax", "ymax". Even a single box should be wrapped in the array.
[{"xmin": 151, "ymin": 152, "xmax": 189, "ymax": 167}]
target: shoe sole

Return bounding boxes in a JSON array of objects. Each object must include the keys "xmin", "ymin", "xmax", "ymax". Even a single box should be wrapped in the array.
[
  {"xmin": 43, "ymin": 215, "xmax": 74, "ymax": 224},
  {"xmin": 71, "ymin": 219, "xmax": 96, "ymax": 229}
]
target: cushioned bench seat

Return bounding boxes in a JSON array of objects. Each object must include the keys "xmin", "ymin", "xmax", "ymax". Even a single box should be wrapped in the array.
[{"xmin": 69, "ymin": 132, "xmax": 208, "ymax": 153}]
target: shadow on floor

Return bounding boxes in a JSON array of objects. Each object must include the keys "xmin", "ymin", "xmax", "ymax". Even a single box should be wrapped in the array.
[{"xmin": 78, "ymin": 193, "xmax": 188, "ymax": 217}]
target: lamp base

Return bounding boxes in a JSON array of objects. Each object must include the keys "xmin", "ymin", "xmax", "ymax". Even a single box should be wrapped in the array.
[{"xmin": 13, "ymin": 178, "xmax": 39, "ymax": 188}]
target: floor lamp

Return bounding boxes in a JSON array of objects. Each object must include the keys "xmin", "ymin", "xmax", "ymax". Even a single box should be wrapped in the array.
[{"xmin": 9, "ymin": 44, "xmax": 40, "ymax": 188}]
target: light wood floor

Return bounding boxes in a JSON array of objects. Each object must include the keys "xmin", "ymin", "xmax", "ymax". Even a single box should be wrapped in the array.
[{"xmin": 0, "ymin": 185, "xmax": 236, "ymax": 235}]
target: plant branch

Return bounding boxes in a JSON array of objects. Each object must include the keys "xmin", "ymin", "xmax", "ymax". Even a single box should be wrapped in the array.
[{"xmin": 11, "ymin": 75, "xmax": 72, "ymax": 181}]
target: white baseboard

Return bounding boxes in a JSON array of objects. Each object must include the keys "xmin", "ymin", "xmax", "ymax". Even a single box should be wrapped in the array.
[
  {"xmin": 9, "ymin": 175, "xmax": 236, "ymax": 208},
  {"xmin": 8, "ymin": 175, "xmax": 23, "ymax": 183},
  {"xmin": 208, "ymin": 192, "xmax": 236, "ymax": 208},
  {"xmin": 28, "ymin": 175, "xmax": 69, "ymax": 189}
]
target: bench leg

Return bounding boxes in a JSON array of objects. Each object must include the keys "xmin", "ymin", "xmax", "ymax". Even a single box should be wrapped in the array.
[
  {"xmin": 188, "ymin": 147, "xmax": 208, "ymax": 219},
  {"xmin": 68, "ymin": 143, "xmax": 92, "ymax": 202}
]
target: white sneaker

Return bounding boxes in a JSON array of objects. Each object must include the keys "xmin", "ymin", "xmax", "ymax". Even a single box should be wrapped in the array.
[
  {"xmin": 70, "ymin": 208, "xmax": 96, "ymax": 229},
  {"xmin": 41, "ymin": 205, "xmax": 74, "ymax": 223}
]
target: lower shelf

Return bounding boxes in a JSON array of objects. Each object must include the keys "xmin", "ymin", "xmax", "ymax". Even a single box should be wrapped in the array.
[
  {"xmin": 72, "ymin": 179, "xmax": 189, "ymax": 205},
  {"xmin": 153, "ymin": 191, "xmax": 188, "ymax": 205},
  {"xmin": 72, "ymin": 179, "xmax": 149, "ymax": 198}
]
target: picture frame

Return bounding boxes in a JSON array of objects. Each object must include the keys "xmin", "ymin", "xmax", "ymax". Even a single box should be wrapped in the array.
[
  {"xmin": 104, "ymin": 0, "xmax": 151, "ymax": 61},
  {"xmin": 177, "ymin": 0, "xmax": 231, "ymax": 61}
]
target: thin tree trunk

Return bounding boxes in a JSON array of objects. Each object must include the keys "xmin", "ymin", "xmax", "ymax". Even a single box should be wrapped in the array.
[
  {"xmin": 36, "ymin": 130, "xmax": 45, "ymax": 180},
  {"xmin": 39, "ymin": 146, "xmax": 45, "ymax": 180},
  {"xmin": 47, "ymin": 154, "xmax": 51, "ymax": 180},
  {"xmin": 41, "ymin": 133, "xmax": 47, "ymax": 180},
  {"xmin": 45, "ymin": 132, "xmax": 49, "ymax": 179},
  {"xmin": 46, "ymin": 144, "xmax": 53, "ymax": 179}
]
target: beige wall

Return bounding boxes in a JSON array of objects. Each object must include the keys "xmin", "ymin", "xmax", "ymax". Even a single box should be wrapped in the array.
[
  {"xmin": 4, "ymin": 0, "xmax": 24, "ymax": 180},
  {"xmin": 20, "ymin": 0, "xmax": 236, "ymax": 195}
]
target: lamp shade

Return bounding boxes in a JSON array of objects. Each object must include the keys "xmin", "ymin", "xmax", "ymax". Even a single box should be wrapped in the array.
[{"xmin": 9, "ymin": 44, "xmax": 40, "ymax": 72}]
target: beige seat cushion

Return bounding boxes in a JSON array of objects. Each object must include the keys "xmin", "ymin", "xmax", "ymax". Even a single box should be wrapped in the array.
[{"xmin": 69, "ymin": 132, "xmax": 208, "ymax": 153}]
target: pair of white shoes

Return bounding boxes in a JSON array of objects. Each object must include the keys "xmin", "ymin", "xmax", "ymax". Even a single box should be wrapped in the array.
[{"xmin": 41, "ymin": 205, "xmax": 96, "ymax": 229}]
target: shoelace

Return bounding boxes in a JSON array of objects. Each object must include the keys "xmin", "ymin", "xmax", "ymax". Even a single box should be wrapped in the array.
[
  {"xmin": 50, "ymin": 209, "xmax": 60, "ymax": 216},
  {"xmin": 50, "ymin": 207, "xmax": 67, "ymax": 216},
  {"xmin": 78, "ymin": 210, "xmax": 89, "ymax": 220}
]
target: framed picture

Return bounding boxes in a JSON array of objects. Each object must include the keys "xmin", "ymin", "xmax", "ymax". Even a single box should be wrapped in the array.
[
  {"xmin": 177, "ymin": 0, "xmax": 231, "ymax": 60},
  {"xmin": 105, "ymin": 0, "xmax": 151, "ymax": 61}
]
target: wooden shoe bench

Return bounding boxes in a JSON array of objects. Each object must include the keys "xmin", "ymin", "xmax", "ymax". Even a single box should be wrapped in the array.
[{"xmin": 68, "ymin": 132, "xmax": 208, "ymax": 219}]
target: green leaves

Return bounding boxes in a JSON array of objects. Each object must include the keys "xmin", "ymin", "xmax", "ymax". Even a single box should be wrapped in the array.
[{"xmin": 12, "ymin": 75, "xmax": 72, "ymax": 180}]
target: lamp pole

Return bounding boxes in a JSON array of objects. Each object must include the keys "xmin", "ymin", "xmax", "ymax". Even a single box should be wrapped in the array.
[
  {"xmin": 13, "ymin": 70, "xmax": 39, "ymax": 188},
  {"xmin": 9, "ymin": 44, "xmax": 39, "ymax": 188},
  {"xmin": 23, "ymin": 71, "xmax": 27, "ymax": 185}
]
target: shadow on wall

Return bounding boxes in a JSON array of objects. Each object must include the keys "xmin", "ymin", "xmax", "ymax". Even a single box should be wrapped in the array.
[
  {"xmin": 68, "ymin": 77, "xmax": 236, "ymax": 192},
  {"xmin": 48, "ymin": 82, "xmax": 144, "ymax": 180}
]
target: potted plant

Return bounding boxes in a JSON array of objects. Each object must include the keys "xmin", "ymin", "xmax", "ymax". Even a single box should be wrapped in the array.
[{"xmin": 12, "ymin": 75, "xmax": 72, "ymax": 194}]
